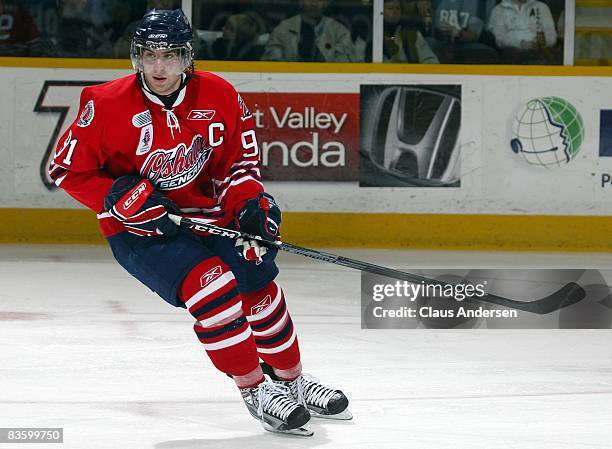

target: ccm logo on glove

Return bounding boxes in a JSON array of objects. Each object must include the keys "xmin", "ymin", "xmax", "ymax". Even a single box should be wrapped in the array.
[
  {"xmin": 104, "ymin": 175, "xmax": 181, "ymax": 237},
  {"xmin": 117, "ymin": 181, "xmax": 150, "ymax": 218}
]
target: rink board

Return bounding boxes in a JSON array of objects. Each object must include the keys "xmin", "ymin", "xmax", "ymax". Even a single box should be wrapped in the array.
[{"xmin": 1, "ymin": 61, "xmax": 612, "ymax": 248}]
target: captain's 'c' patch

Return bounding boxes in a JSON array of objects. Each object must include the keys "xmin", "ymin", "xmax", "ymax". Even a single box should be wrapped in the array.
[{"xmin": 77, "ymin": 100, "xmax": 95, "ymax": 127}]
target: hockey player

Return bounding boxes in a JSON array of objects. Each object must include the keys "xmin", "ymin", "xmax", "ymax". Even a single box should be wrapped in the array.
[{"xmin": 49, "ymin": 9, "xmax": 351, "ymax": 436}]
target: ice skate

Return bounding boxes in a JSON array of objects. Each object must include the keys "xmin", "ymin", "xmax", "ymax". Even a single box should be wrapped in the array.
[
  {"xmin": 262, "ymin": 364, "xmax": 352, "ymax": 420},
  {"xmin": 285, "ymin": 374, "xmax": 352, "ymax": 419},
  {"xmin": 241, "ymin": 381, "xmax": 313, "ymax": 436}
]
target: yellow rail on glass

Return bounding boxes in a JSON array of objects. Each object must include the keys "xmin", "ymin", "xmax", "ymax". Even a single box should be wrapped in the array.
[
  {"xmin": 576, "ymin": 0, "xmax": 612, "ymax": 7},
  {"xmin": 576, "ymin": 27, "xmax": 612, "ymax": 34},
  {"xmin": 1, "ymin": 57, "xmax": 612, "ymax": 76}
]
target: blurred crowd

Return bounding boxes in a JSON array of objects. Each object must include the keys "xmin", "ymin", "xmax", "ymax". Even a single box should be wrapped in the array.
[{"xmin": 0, "ymin": 0, "xmax": 566, "ymax": 64}]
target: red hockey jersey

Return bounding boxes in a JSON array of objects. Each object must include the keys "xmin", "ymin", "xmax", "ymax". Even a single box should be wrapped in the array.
[{"xmin": 49, "ymin": 71, "xmax": 263, "ymax": 237}]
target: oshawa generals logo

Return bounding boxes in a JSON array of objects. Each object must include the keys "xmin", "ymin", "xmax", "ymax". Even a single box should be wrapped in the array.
[{"xmin": 140, "ymin": 134, "xmax": 213, "ymax": 190}]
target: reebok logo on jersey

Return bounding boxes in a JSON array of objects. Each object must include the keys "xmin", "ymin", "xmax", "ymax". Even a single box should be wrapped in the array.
[
  {"xmin": 188, "ymin": 110, "xmax": 216, "ymax": 120},
  {"xmin": 132, "ymin": 110, "xmax": 152, "ymax": 128},
  {"xmin": 77, "ymin": 100, "xmax": 95, "ymax": 127},
  {"xmin": 250, "ymin": 295, "xmax": 272, "ymax": 316},
  {"xmin": 140, "ymin": 134, "xmax": 213, "ymax": 190},
  {"xmin": 200, "ymin": 265, "xmax": 223, "ymax": 287}
]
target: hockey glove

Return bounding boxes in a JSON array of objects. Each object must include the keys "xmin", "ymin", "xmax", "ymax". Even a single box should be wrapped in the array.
[
  {"xmin": 235, "ymin": 192, "xmax": 281, "ymax": 262},
  {"xmin": 104, "ymin": 175, "xmax": 181, "ymax": 237}
]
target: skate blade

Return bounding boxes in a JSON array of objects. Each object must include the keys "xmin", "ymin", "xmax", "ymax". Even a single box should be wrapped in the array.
[
  {"xmin": 310, "ymin": 409, "xmax": 353, "ymax": 420},
  {"xmin": 262, "ymin": 423, "xmax": 314, "ymax": 437}
]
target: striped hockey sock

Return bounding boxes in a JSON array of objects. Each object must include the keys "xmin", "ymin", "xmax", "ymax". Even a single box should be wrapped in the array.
[
  {"xmin": 180, "ymin": 258, "xmax": 262, "ymax": 383},
  {"xmin": 242, "ymin": 281, "xmax": 301, "ymax": 373}
]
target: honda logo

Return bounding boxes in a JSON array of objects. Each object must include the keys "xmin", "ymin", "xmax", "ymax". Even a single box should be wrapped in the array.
[{"xmin": 361, "ymin": 85, "xmax": 461, "ymax": 186}]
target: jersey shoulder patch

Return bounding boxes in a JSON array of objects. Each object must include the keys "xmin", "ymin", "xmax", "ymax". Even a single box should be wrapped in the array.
[{"xmin": 77, "ymin": 99, "xmax": 95, "ymax": 127}]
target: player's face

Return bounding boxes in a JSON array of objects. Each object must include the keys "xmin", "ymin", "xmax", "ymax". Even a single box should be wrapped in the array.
[{"xmin": 141, "ymin": 48, "xmax": 183, "ymax": 96}]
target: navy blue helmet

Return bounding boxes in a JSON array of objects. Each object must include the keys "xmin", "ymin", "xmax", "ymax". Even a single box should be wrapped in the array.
[{"xmin": 131, "ymin": 9, "xmax": 194, "ymax": 73}]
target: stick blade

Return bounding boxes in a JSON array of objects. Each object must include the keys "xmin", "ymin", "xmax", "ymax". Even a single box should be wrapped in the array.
[{"xmin": 527, "ymin": 282, "xmax": 586, "ymax": 314}]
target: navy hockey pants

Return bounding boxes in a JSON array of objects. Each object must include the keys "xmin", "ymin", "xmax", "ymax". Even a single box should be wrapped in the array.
[{"xmin": 107, "ymin": 228, "xmax": 279, "ymax": 307}]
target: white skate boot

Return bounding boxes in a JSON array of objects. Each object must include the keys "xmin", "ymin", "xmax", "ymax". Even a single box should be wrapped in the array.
[{"xmin": 240, "ymin": 381, "xmax": 313, "ymax": 436}]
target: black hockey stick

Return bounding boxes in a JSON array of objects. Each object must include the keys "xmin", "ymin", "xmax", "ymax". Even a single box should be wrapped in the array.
[{"xmin": 169, "ymin": 215, "xmax": 585, "ymax": 314}]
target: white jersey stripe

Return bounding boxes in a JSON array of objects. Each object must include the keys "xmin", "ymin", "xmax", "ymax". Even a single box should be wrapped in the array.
[
  {"xmin": 218, "ymin": 176, "xmax": 264, "ymax": 202},
  {"xmin": 54, "ymin": 175, "xmax": 67, "ymax": 187},
  {"xmin": 231, "ymin": 161, "xmax": 258, "ymax": 168},
  {"xmin": 213, "ymin": 168, "xmax": 261, "ymax": 186},
  {"xmin": 212, "ymin": 169, "xmax": 247, "ymax": 185}
]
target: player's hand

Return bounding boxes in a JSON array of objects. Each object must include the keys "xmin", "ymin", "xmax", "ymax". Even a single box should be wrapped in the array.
[
  {"xmin": 234, "ymin": 237, "xmax": 268, "ymax": 263},
  {"xmin": 104, "ymin": 175, "xmax": 181, "ymax": 237},
  {"xmin": 235, "ymin": 192, "xmax": 281, "ymax": 262},
  {"xmin": 237, "ymin": 192, "xmax": 281, "ymax": 242}
]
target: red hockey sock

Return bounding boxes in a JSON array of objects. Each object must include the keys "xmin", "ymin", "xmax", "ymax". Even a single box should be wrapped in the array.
[
  {"xmin": 180, "ymin": 257, "xmax": 261, "ymax": 378},
  {"xmin": 241, "ymin": 280, "xmax": 301, "ymax": 371}
]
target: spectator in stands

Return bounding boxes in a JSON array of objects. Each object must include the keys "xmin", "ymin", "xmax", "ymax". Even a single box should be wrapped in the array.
[
  {"xmin": 262, "ymin": 0, "xmax": 355, "ymax": 62},
  {"xmin": 379, "ymin": 0, "xmax": 438, "ymax": 63},
  {"xmin": 432, "ymin": 0, "xmax": 498, "ymax": 63},
  {"xmin": 207, "ymin": 12, "xmax": 265, "ymax": 61},
  {"xmin": 114, "ymin": 0, "xmax": 179, "ymax": 57},
  {"xmin": 0, "ymin": 0, "xmax": 41, "ymax": 56},
  {"xmin": 56, "ymin": 0, "xmax": 113, "ymax": 57},
  {"xmin": 402, "ymin": 0, "xmax": 434, "ymax": 38},
  {"xmin": 488, "ymin": 0, "xmax": 558, "ymax": 64}
]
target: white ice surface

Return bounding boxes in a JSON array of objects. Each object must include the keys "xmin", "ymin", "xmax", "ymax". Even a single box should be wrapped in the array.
[{"xmin": 0, "ymin": 245, "xmax": 611, "ymax": 449}]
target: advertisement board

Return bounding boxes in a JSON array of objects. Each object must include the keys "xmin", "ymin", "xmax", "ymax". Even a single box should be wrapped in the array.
[{"xmin": 1, "ymin": 67, "xmax": 612, "ymax": 215}]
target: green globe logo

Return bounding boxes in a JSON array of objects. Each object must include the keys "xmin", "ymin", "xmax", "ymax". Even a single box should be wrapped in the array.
[{"xmin": 510, "ymin": 97, "xmax": 584, "ymax": 167}]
